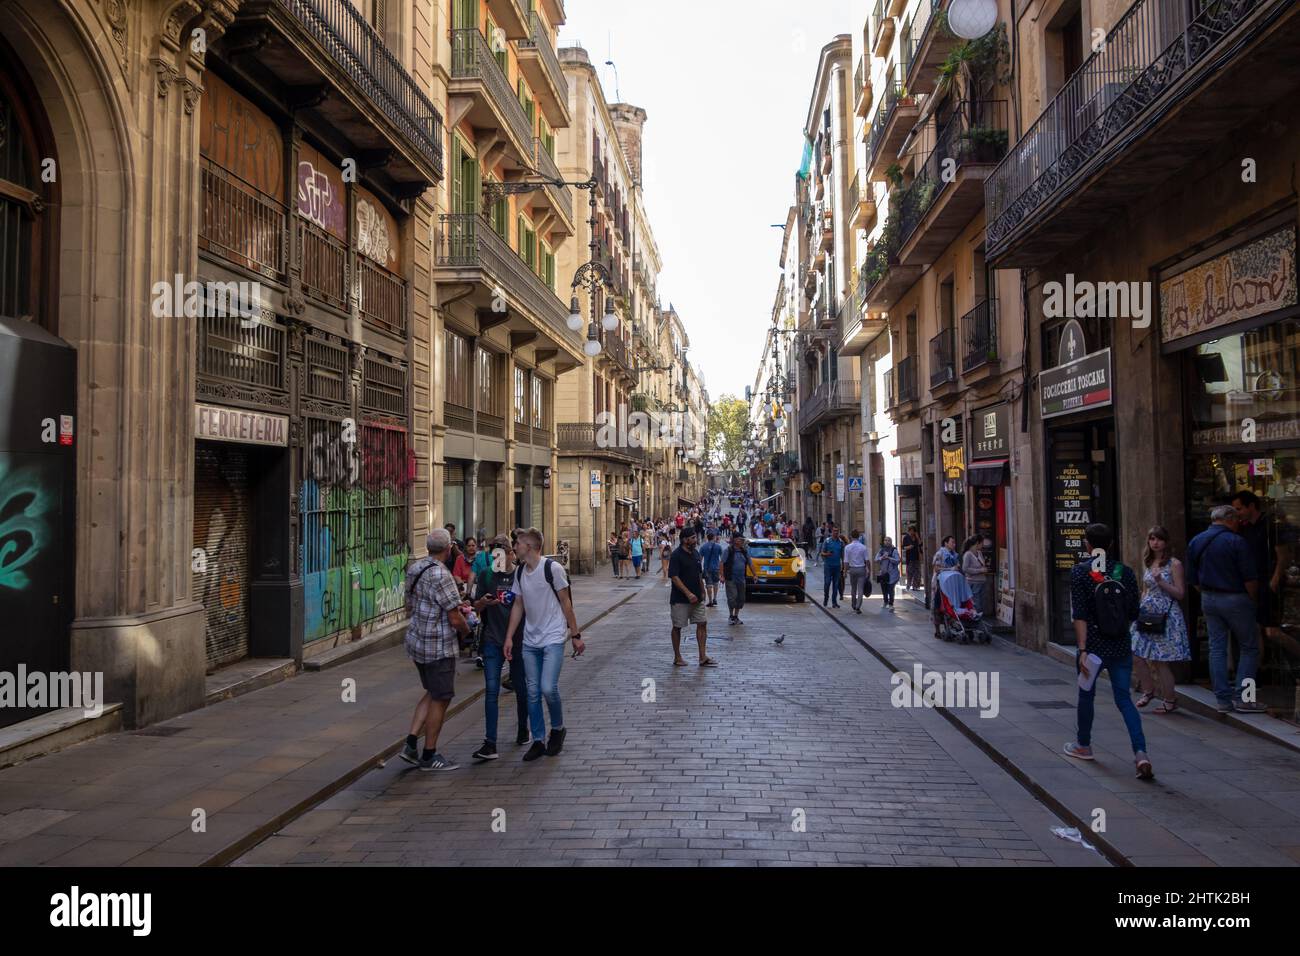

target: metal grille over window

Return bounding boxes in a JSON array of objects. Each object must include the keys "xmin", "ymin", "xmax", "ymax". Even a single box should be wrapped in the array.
[
  {"xmin": 363, "ymin": 354, "xmax": 406, "ymax": 414},
  {"xmin": 198, "ymin": 314, "xmax": 287, "ymax": 389},
  {"xmin": 306, "ymin": 336, "xmax": 350, "ymax": 402}
]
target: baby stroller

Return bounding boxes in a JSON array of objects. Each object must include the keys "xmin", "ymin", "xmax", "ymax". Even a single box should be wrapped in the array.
[{"xmin": 934, "ymin": 569, "xmax": 993, "ymax": 644}]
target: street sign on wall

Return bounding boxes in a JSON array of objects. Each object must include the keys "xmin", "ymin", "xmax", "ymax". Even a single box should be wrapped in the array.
[{"xmin": 590, "ymin": 470, "xmax": 602, "ymax": 508}]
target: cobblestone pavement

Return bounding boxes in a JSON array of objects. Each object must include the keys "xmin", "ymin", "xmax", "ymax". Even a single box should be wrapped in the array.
[{"xmin": 237, "ymin": 578, "xmax": 1104, "ymax": 867}]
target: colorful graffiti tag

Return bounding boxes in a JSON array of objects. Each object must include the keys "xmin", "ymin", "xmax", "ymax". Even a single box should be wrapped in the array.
[
  {"xmin": 300, "ymin": 423, "xmax": 410, "ymax": 642},
  {"xmin": 0, "ymin": 458, "xmax": 54, "ymax": 593}
]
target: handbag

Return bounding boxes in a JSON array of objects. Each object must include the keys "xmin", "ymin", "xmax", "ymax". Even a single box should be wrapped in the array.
[{"xmin": 1136, "ymin": 610, "xmax": 1167, "ymax": 634}]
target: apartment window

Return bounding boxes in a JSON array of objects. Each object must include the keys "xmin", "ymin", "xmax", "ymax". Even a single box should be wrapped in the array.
[
  {"xmin": 452, "ymin": 135, "xmax": 479, "ymax": 216},
  {"xmin": 1045, "ymin": 1, "xmax": 1085, "ymax": 101},
  {"xmin": 517, "ymin": 215, "xmax": 537, "ymax": 269},
  {"xmin": 540, "ymin": 121, "xmax": 555, "ymax": 158},
  {"xmin": 486, "ymin": 175, "xmax": 507, "ymax": 237},
  {"xmin": 540, "ymin": 241, "xmax": 555, "ymax": 289},
  {"xmin": 487, "ymin": 15, "xmax": 507, "ymax": 72},
  {"xmin": 476, "ymin": 347, "xmax": 502, "ymax": 416},
  {"xmin": 514, "ymin": 366, "xmax": 527, "ymax": 424},
  {"xmin": 445, "ymin": 330, "xmax": 472, "ymax": 408},
  {"xmin": 452, "ymin": 0, "xmax": 477, "ymax": 31},
  {"xmin": 532, "ymin": 375, "xmax": 547, "ymax": 428},
  {"xmin": 517, "ymin": 79, "xmax": 536, "ymax": 134}
]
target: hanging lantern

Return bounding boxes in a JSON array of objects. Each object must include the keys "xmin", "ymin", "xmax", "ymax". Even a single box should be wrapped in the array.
[
  {"xmin": 566, "ymin": 295, "xmax": 583, "ymax": 332},
  {"xmin": 947, "ymin": 0, "xmax": 998, "ymax": 40},
  {"xmin": 584, "ymin": 338, "xmax": 602, "ymax": 357}
]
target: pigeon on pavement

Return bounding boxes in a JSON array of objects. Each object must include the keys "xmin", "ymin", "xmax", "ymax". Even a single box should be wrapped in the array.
[{"xmin": 774, "ymin": 634, "xmax": 785, "ymax": 645}]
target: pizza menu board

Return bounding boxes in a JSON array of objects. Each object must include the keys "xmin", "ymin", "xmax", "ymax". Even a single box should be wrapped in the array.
[{"xmin": 1052, "ymin": 462, "xmax": 1092, "ymax": 571}]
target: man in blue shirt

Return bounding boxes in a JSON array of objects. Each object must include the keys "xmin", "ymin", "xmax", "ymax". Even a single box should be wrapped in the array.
[
  {"xmin": 1187, "ymin": 504, "xmax": 1262, "ymax": 713},
  {"xmin": 699, "ymin": 531, "xmax": 724, "ymax": 608},
  {"xmin": 821, "ymin": 530, "xmax": 845, "ymax": 608}
]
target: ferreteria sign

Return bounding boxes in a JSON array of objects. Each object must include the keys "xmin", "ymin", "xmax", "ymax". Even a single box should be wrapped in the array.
[
  {"xmin": 195, "ymin": 403, "xmax": 288, "ymax": 446},
  {"xmin": 1040, "ymin": 348, "xmax": 1112, "ymax": 420}
]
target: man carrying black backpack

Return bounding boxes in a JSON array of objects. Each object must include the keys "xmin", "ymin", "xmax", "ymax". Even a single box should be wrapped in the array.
[{"xmin": 1064, "ymin": 523, "xmax": 1152, "ymax": 779}]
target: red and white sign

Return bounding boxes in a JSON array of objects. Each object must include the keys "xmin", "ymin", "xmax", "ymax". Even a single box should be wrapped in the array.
[{"xmin": 59, "ymin": 415, "xmax": 74, "ymax": 446}]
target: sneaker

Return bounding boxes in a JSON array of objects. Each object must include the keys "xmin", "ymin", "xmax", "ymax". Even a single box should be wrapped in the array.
[
  {"xmin": 418, "ymin": 752, "xmax": 459, "ymax": 772},
  {"xmin": 516, "ymin": 728, "xmax": 530, "ymax": 746},
  {"xmin": 471, "ymin": 741, "xmax": 499, "ymax": 762},
  {"xmin": 398, "ymin": 741, "xmax": 420, "ymax": 766},
  {"xmin": 523, "ymin": 741, "xmax": 547, "ymax": 762},
  {"xmin": 1215, "ymin": 700, "xmax": 1234, "ymax": 714},
  {"xmin": 1063, "ymin": 742, "xmax": 1095, "ymax": 761},
  {"xmin": 1135, "ymin": 751, "xmax": 1154, "ymax": 780},
  {"xmin": 1233, "ymin": 700, "xmax": 1268, "ymax": 713},
  {"xmin": 545, "ymin": 727, "xmax": 567, "ymax": 756}
]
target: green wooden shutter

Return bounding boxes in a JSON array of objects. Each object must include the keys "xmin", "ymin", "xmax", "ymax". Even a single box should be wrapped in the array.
[{"xmin": 453, "ymin": 0, "xmax": 477, "ymax": 30}]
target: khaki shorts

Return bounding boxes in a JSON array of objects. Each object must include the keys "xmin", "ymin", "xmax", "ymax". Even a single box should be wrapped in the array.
[{"xmin": 671, "ymin": 601, "xmax": 708, "ymax": 628}]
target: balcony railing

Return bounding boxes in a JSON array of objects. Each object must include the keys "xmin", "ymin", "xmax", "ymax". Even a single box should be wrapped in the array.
[
  {"xmin": 602, "ymin": 331, "xmax": 634, "ymax": 376},
  {"xmin": 897, "ymin": 356, "xmax": 918, "ymax": 404},
  {"xmin": 200, "ymin": 160, "xmax": 286, "ymax": 281},
  {"xmin": 517, "ymin": 11, "xmax": 568, "ymax": 106},
  {"xmin": 534, "ymin": 138, "xmax": 573, "ymax": 220},
  {"xmin": 278, "ymin": 0, "xmax": 444, "ymax": 176},
  {"xmin": 929, "ymin": 327, "xmax": 956, "ymax": 388},
  {"xmin": 297, "ymin": 219, "xmax": 347, "ymax": 311},
  {"xmin": 357, "ymin": 256, "xmax": 407, "ymax": 337},
  {"xmin": 797, "ymin": 379, "xmax": 861, "ymax": 433},
  {"xmin": 436, "ymin": 213, "xmax": 575, "ymax": 343},
  {"xmin": 884, "ymin": 367, "xmax": 895, "ymax": 408},
  {"xmin": 557, "ymin": 421, "xmax": 647, "ymax": 464},
  {"xmin": 986, "ymin": 0, "xmax": 1266, "ymax": 254},
  {"xmin": 961, "ymin": 299, "xmax": 998, "ymax": 373},
  {"xmin": 902, "ymin": 0, "xmax": 950, "ymax": 87},
  {"xmin": 899, "ymin": 101, "xmax": 1009, "ymax": 247},
  {"xmin": 451, "ymin": 28, "xmax": 536, "ymax": 152},
  {"xmin": 867, "ymin": 73, "xmax": 913, "ymax": 168}
]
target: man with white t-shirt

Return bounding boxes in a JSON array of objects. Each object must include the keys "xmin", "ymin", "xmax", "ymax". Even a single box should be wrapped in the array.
[{"xmin": 504, "ymin": 527, "xmax": 585, "ymax": 762}]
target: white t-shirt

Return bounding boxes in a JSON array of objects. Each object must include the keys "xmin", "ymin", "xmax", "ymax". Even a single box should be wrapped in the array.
[{"xmin": 518, "ymin": 559, "xmax": 571, "ymax": 648}]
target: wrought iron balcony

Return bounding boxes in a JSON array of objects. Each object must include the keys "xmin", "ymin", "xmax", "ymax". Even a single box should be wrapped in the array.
[
  {"xmin": 450, "ymin": 28, "xmax": 536, "ymax": 159},
  {"xmin": 227, "ymin": 0, "xmax": 445, "ymax": 188},
  {"xmin": 867, "ymin": 73, "xmax": 919, "ymax": 177},
  {"xmin": 985, "ymin": 0, "xmax": 1294, "ymax": 265},
  {"xmin": 898, "ymin": 100, "xmax": 1009, "ymax": 264},
  {"xmin": 797, "ymin": 378, "xmax": 861, "ymax": 434},
  {"xmin": 929, "ymin": 327, "xmax": 956, "ymax": 390},
  {"xmin": 903, "ymin": 0, "xmax": 958, "ymax": 95},
  {"xmin": 601, "ymin": 330, "xmax": 635, "ymax": 379},
  {"xmin": 517, "ymin": 10, "xmax": 570, "ymax": 126},
  {"xmin": 533, "ymin": 138, "xmax": 574, "ymax": 225},
  {"xmin": 854, "ymin": 56, "xmax": 872, "ymax": 117},
  {"xmin": 435, "ymin": 213, "xmax": 580, "ymax": 352},
  {"xmin": 871, "ymin": 0, "xmax": 895, "ymax": 57},
  {"xmin": 896, "ymin": 356, "xmax": 919, "ymax": 406},
  {"xmin": 961, "ymin": 299, "xmax": 998, "ymax": 375},
  {"xmin": 557, "ymin": 421, "xmax": 647, "ymax": 464}
]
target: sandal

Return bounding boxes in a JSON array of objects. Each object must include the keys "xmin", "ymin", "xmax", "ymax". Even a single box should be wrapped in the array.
[
  {"xmin": 699, "ymin": 658, "xmax": 718, "ymax": 667},
  {"xmin": 1135, "ymin": 753, "xmax": 1154, "ymax": 780},
  {"xmin": 1135, "ymin": 692, "xmax": 1155, "ymax": 708},
  {"xmin": 672, "ymin": 659, "xmax": 688, "ymax": 667},
  {"xmin": 1152, "ymin": 699, "xmax": 1178, "ymax": 714}
]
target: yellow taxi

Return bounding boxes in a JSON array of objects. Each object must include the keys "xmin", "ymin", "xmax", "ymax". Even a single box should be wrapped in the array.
[{"xmin": 744, "ymin": 538, "xmax": 806, "ymax": 603}]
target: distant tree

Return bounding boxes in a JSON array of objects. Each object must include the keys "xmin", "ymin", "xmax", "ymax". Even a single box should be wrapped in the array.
[{"xmin": 707, "ymin": 396, "xmax": 749, "ymax": 475}]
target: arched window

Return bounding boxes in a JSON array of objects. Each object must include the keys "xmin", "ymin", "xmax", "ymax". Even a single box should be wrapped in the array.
[{"xmin": 0, "ymin": 46, "xmax": 55, "ymax": 329}]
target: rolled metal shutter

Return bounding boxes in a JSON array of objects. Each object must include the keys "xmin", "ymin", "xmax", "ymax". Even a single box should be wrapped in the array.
[{"xmin": 193, "ymin": 443, "xmax": 251, "ymax": 669}]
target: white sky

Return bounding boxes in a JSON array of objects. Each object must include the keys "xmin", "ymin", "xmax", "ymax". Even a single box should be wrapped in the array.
[{"xmin": 561, "ymin": 0, "xmax": 861, "ymax": 403}]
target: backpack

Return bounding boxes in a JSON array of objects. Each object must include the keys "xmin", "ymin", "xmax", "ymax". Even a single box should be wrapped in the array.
[{"xmin": 1092, "ymin": 563, "xmax": 1130, "ymax": 640}]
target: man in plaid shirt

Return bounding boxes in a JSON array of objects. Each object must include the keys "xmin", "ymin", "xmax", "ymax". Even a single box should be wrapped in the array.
[{"xmin": 400, "ymin": 528, "xmax": 464, "ymax": 771}]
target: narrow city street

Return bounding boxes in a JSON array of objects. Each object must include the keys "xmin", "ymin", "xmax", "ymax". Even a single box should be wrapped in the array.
[{"xmin": 236, "ymin": 575, "xmax": 1095, "ymax": 867}]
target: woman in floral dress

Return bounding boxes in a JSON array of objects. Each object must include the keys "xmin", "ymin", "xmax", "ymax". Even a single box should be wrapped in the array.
[{"xmin": 1131, "ymin": 526, "xmax": 1189, "ymax": 714}]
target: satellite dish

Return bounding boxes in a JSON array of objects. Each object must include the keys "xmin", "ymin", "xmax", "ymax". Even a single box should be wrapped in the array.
[{"xmin": 948, "ymin": 0, "xmax": 998, "ymax": 39}]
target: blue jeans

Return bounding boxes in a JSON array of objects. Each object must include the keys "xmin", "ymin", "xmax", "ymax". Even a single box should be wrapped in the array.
[
  {"xmin": 1201, "ymin": 591, "xmax": 1260, "ymax": 706},
  {"xmin": 970, "ymin": 581, "xmax": 989, "ymax": 615},
  {"xmin": 482, "ymin": 640, "xmax": 529, "ymax": 745},
  {"xmin": 1077, "ymin": 653, "xmax": 1147, "ymax": 755},
  {"xmin": 823, "ymin": 566, "xmax": 842, "ymax": 605},
  {"xmin": 522, "ymin": 642, "xmax": 565, "ymax": 742}
]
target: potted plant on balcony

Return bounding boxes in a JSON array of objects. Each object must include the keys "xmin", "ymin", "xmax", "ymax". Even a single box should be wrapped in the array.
[
  {"xmin": 961, "ymin": 125, "xmax": 1009, "ymax": 163},
  {"xmin": 935, "ymin": 23, "xmax": 1010, "ymax": 105}
]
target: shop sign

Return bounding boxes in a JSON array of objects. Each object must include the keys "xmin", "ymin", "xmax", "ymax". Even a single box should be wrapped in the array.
[
  {"xmin": 195, "ymin": 403, "xmax": 287, "ymax": 446},
  {"xmin": 1051, "ymin": 461, "xmax": 1092, "ymax": 571},
  {"xmin": 1193, "ymin": 419, "xmax": 1300, "ymax": 447},
  {"xmin": 972, "ymin": 403, "xmax": 1010, "ymax": 460},
  {"xmin": 942, "ymin": 442, "xmax": 965, "ymax": 495},
  {"xmin": 590, "ymin": 470, "xmax": 602, "ymax": 509},
  {"xmin": 897, "ymin": 451, "xmax": 922, "ymax": 483},
  {"xmin": 1160, "ymin": 225, "xmax": 1297, "ymax": 346},
  {"xmin": 1040, "ymin": 348, "xmax": 1113, "ymax": 420}
]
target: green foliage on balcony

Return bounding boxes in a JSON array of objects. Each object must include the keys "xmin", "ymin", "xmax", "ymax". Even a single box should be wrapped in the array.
[{"xmin": 936, "ymin": 23, "xmax": 1010, "ymax": 103}]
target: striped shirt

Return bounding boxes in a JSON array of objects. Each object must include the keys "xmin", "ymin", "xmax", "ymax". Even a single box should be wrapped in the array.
[{"xmin": 404, "ymin": 557, "xmax": 462, "ymax": 663}]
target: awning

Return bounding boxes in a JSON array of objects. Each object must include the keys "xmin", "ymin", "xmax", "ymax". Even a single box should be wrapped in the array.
[
  {"xmin": 614, "ymin": 497, "xmax": 637, "ymax": 508},
  {"xmin": 677, "ymin": 496, "xmax": 698, "ymax": 508},
  {"xmin": 759, "ymin": 492, "xmax": 781, "ymax": 504},
  {"xmin": 967, "ymin": 460, "xmax": 1008, "ymax": 488}
]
